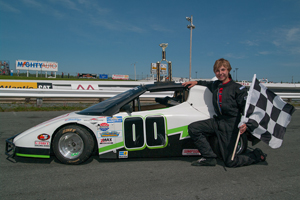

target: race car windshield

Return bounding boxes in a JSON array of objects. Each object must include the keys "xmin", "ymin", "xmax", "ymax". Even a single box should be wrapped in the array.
[{"xmin": 78, "ymin": 85, "xmax": 146, "ymax": 116}]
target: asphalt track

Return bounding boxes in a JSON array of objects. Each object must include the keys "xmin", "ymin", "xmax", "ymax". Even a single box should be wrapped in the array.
[{"xmin": 0, "ymin": 110, "xmax": 299, "ymax": 200}]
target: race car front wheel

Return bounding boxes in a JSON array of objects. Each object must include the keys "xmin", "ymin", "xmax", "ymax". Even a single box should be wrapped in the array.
[{"xmin": 52, "ymin": 125, "xmax": 94, "ymax": 165}]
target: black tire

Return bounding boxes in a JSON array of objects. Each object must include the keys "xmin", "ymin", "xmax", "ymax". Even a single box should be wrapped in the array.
[
  {"xmin": 236, "ymin": 132, "xmax": 248, "ymax": 155},
  {"xmin": 52, "ymin": 125, "xmax": 94, "ymax": 165}
]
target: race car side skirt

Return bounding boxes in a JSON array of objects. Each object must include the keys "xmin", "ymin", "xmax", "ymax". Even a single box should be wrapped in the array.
[{"xmin": 15, "ymin": 147, "xmax": 50, "ymax": 158}]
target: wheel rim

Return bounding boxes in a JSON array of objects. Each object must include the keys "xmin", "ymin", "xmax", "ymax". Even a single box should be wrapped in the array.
[
  {"xmin": 236, "ymin": 138, "xmax": 243, "ymax": 154},
  {"xmin": 58, "ymin": 133, "xmax": 84, "ymax": 159}
]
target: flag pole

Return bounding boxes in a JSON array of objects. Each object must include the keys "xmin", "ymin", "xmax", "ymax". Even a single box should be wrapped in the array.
[{"xmin": 231, "ymin": 131, "xmax": 241, "ymax": 161}]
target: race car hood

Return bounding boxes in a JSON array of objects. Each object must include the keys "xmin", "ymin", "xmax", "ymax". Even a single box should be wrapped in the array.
[{"xmin": 13, "ymin": 111, "xmax": 94, "ymax": 145}]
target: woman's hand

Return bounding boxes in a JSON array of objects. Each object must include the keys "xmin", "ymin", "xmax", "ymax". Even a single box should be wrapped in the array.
[
  {"xmin": 182, "ymin": 81, "xmax": 198, "ymax": 88},
  {"xmin": 239, "ymin": 124, "xmax": 247, "ymax": 134}
]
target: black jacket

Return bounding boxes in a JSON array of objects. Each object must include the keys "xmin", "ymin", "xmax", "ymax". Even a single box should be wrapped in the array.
[{"xmin": 197, "ymin": 79, "xmax": 247, "ymax": 118}]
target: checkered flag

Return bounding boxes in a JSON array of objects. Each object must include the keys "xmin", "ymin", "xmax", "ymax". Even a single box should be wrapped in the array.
[{"xmin": 239, "ymin": 74, "xmax": 295, "ymax": 148}]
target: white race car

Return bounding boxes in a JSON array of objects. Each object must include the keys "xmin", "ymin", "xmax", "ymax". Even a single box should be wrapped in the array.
[{"xmin": 6, "ymin": 82, "xmax": 250, "ymax": 164}]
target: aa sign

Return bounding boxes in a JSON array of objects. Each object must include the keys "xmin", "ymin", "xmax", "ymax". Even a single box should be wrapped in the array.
[{"xmin": 72, "ymin": 84, "xmax": 98, "ymax": 90}]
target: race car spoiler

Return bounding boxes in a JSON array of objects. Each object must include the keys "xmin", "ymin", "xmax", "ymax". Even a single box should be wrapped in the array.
[{"xmin": 5, "ymin": 134, "xmax": 20, "ymax": 158}]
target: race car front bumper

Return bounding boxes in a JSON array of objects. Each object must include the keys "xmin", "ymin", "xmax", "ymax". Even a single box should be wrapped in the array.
[
  {"xmin": 6, "ymin": 133, "xmax": 51, "ymax": 159},
  {"xmin": 5, "ymin": 133, "xmax": 20, "ymax": 158}
]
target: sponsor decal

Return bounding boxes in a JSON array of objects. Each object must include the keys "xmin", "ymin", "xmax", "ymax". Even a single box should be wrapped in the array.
[
  {"xmin": 98, "ymin": 123, "xmax": 109, "ymax": 131},
  {"xmin": 119, "ymin": 151, "xmax": 128, "ymax": 158},
  {"xmin": 100, "ymin": 138, "xmax": 113, "ymax": 144},
  {"xmin": 37, "ymin": 82, "xmax": 53, "ymax": 89},
  {"xmin": 182, "ymin": 149, "xmax": 201, "ymax": 156},
  {"xmin": 71, "ymin": 152, "xmax": 79, "ymax": 157},
  {"xmin": 34, "ymin": 141, "xmax": 50, "ymax": 147},
  {"xmin": 0, "ymin": 82, "xmax": 37, "ymax": 89},
  {"xmin": 72, "ymin": 84, "xmax": 98, "ymax": 90},
  {"xmin": 100, "ymin": 131, "xmax": 120, "ymax": 137},
  {"xmin": 84, "ymin": 117, "xmax": 105, "ymax": 122},
  {"xmin": 62, "ymin": 128, "xmax": 76, "ymax": 134},
  {"xmin": 65, "ymin": 118, "xmax": 82, "ymax": 122},
  {"xmin": 107, "ymin": 116, "xmax": 122, "ymax": 123},
  {"xmin": 86, "ymin": 118, "xmax": 98, "ymax": 124},
  {"xmin": 37, "ymin": 134, "xmax": 50, "ymax": 141}
]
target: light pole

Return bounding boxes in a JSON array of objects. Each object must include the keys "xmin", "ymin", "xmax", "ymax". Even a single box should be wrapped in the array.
[
  {"xmin": 195, "ymin": 71, "xmax": 197, "ymax": 79},
  {"xmin": 235, "ymin": 68, "xmax": 238, "ymax": 82},
  {"xmin": 233, "ymin": 70, "xmax": 235, "ymax": 81},
  {"xmin": 132, "ymin": 62, "xmax": 137, "ymax": 81},
  {"xmin": 186, "ymin": 15, "xmax": 195, "ymax": 81}
]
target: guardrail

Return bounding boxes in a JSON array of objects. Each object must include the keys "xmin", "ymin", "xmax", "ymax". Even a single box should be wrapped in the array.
[
  {"xmin": 0, "ymin": 88, "xmax": 173, "ymax": 98},
  {"xmin": 1, "ymin": 80, "xmax": 299, "ymax": 106},
  {"xmin": 0, "ymin": 88, "xmax": 298, "ymax": 106}
]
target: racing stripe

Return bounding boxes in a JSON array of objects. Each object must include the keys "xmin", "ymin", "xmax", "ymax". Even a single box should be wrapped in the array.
[
  {"xmin": 15, "ymin": 153, "xmax": 50, "ymax": 158},
  {"xmin": 167, "ymin": 125, "xmax": 189, "ymax": 139},
  {"xmin": 98, "ymin": 142, "xmax": 124, "ymax": 154}
]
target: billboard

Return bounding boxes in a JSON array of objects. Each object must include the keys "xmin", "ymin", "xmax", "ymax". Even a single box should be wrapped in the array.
[
  {"xmin": 78, "ymin": 73, "xmax": 97, "ymax": 79},
  {"xmin": 99, "ymin": 74, "xmax": 108, "ymax": 79},
  {"xmin": 112, "ymin": 74, "xmax": 129, "ymax": 80},
  {"xmin": 16, "ymin": 60, "xmax": 58, "ymax": 72}
]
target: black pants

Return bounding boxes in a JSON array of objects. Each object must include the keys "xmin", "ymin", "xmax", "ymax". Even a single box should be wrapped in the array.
[{"xmin": 188, "ymin": 118, "xmax": 260, "ymax": 167}]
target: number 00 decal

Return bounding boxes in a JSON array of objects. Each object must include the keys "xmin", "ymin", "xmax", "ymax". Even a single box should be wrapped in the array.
[
  {"xmin": 123, "ymin": 115, "xmax": 167, "ymax": 150},
  {"xmin": 123, "ymin": 117, "xmax": 144, "ymax": 149}
]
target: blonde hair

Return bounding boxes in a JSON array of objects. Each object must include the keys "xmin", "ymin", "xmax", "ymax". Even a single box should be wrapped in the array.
[{"xmin": 213, "ymin": 58, "xmax": 232, "ymax": 73}]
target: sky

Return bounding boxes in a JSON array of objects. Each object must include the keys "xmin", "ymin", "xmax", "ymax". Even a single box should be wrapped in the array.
[{"xmin": 0, "ymin": 0, "xmax": 300, "ymax": 83}]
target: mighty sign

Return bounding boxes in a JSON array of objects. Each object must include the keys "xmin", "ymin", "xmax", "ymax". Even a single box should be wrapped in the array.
[{"xmin": 16, "ymin": 60, "xmax": 58, "ymax": 72}]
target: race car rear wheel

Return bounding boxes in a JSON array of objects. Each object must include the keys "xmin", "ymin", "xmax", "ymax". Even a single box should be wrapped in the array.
[
  {"xmin": 236, "ymin": 132, "xmax": 248, "ymax": 155},
  {"xmin": 53, "ymin": 125, "xmax": 94, "ymax": 165},
  {"xmin": 209, "ymin": 132, "xmax": 248, "ymax": 158}
]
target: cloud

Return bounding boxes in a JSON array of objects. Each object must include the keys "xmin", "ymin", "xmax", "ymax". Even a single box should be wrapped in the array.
[
  {"xmin": 286, "ymin": 27, "xmax": 300, "ymax": 42},
  {"xmin": 76, "ymin": 0, "xmax": 111, "ymax": 14},
  {"xmin": 271, "ymin": 26, "xmax": 300, "ymax": 54},
  {"xmin": 0, "ymin": 1, "xmax": 20, "ymax": 13},
  {"xmin": 150, "ymin": 24, "xmax": 173, "ymax": 33},
  {"xmin": 258, "ymin": 51, "xmax": 271, "ymax": 55},
  {"xmin": 21, "ymin": 0, "xmax": 65, "ymax": 18},
  {"xmin": 21, "ymin": 0, "xmax": 44, "ymax": 9},
  {"xmin": 57, "ymin": 0, "xmax": 80, "ymax": 12},
  {"xmin": 224, "ymin": 53, "xmax": 245, "ymax": 59},
  {"xmin": 3, "ymin": 0, "xmax": 143, "ymax": 34},
  {"xmin": 241, "ymin": 40, "xmax": 259, "ymax": 46},
  {"xmin": 89, "ymin": 17, "xmax": 144, "ymax": 33}
]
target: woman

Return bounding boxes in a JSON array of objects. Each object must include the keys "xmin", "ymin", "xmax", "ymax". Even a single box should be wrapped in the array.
[{"xmin": 182, "ymin": 58, "xmax": 266, "ymax": 167}]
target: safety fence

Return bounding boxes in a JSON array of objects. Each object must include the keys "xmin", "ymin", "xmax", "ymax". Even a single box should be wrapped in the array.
[{"xmin": 0, "ymin": 80, "xmax": 299, "ymax": 106}]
